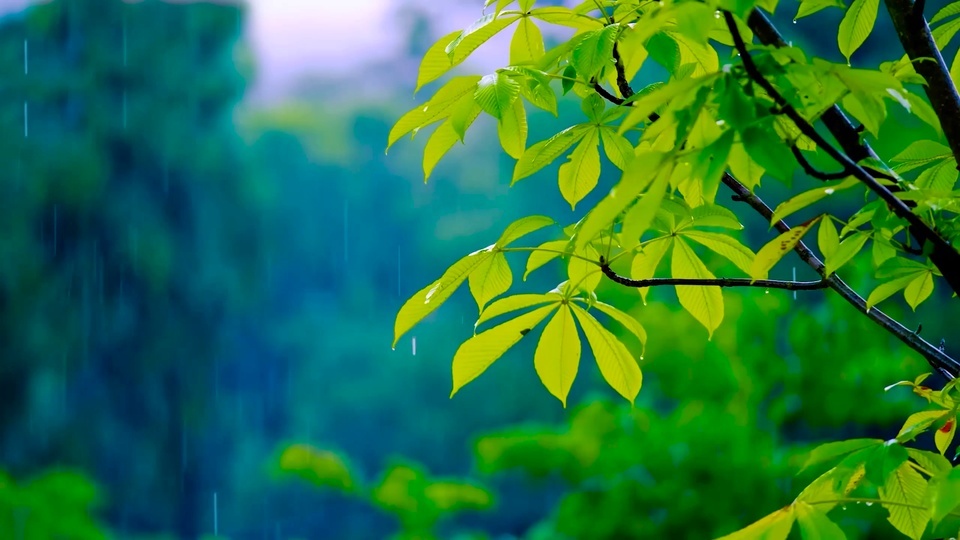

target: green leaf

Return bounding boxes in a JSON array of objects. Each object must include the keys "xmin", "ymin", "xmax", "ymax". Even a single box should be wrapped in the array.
[
  {"xmin": 795, "ymin": 502, "xmax": 847, "ymax": 540},
  {"xmin": 561, "ymin": 65, "xmax": 577, "ymax": 95},
  {"xmin": 716, "ymin": 506, "xmax": 795, "ymax": 540},
  {"xmin": 795, "ymin": 0, "xmax": 847, "ymax": 20},
  {"xmin": 801, "ymin": 439, "xmax": 883, "ymax": 473},
  {"xmin": 446, "ymin": 12, "xmax": 521, "ymax": 60},
  {"xmin": 513, "ymin": 126, "xmax": 590, "ymax": 183},
  {"xmin": 935, "ymin": 416, "xmax": 956, "ymax": 456},
  {"xmin": 771, "ymin": 177, "xmax": 858, "ymax": 224},
  {"xmin": 570, "ymin": 304, "xmax": 642, "ymax": 403},
  {"xmin": 416, "ymin": 30, "xmax": 467, "ymax": 92},
  {"xmin": 728, "ymin": 141, "xmax": 765, "ymax": 189},
  {"xmin": 672, "ymin": 238, "xmax": 725, "ymax": 337},
  {"xmin": 742, "ymin": 125, "xmax": 795, "ymax": 183},
  {"xmin": 866, "ymin": 274, "xmax": 920, "ymax": 309},
  {"xmin": 523, "ymin": 240, "xmax": 568, "ymax": 280},
  {"xmin": 591, "ymin": 301, "xmax": 647, "ymax": 348},
  {"xmin": 395, "ymin": 249, "xmax": 494, "ymax": 346},
  {"xmin": 476, "ymin": 293, "xmax": 558, "ymax": 329},
  {"xmin": 576, "ymin": 151, "xmax": 666, "ymax": 250},
  {"xmin": 904, "ymin": 271, "xmax": 934, "ymax": 310},
  {"xmin": 824, "ymin": 231, "xmax": 869, "ymax": 277},
  {"xmin": 568, "ymin": 244, "xmax": 602, "ymax": 293},
  {"xmin": 534, "ymin": 305, "xmax": 581, "ymax": 407},
  {"xmin": 750, "ymin": 217, "xmax": 820, "ymax": 280},
  {"xmin": 837, "ymin": 0, "xmax": 880, "ymax": 63},
  {"xmin": 931, "ymin": 1, "xmax": 960, "ymax": 24},
  {"xmin": 878, "ymin": 462, "xmax": 930, "ymax": 540},
  {"xmin": 619, "ymin": 74, "xmax": 718, "ymax": 133},
  {"xmin": 631, "ymin": 237, "xmax": 672, "ymax": 303},
  {"xmin": 451, "ymin": 304, "xmax": 557, "ymax": 396},
  {"xmin": 497, "ymin": 215, "xmax": 556, "ymax": 247},
  {"xmin": 681, "ymin": 230, "xmax": 755, "ymax": 274},
  {"xmin": 915, "ymin": 158, "xmax": 959, "ymax": 191},
  {"xmin": 510, "ymin": 17, "xmax": 545, "ymax": 65},
  {"xmin": 423, "ymin": 103, "xmax": 482, "ymax": 179},
  {"xmin": 689, "ymin": 130, "xmax": 735, "ymax": 205},
  {"xmin": 559, "ymin": 128, "xmax": 602, "ymax": 209},
  {"xmin": 389, "ymin": 76, "xmax": 482, "ymax": 148},
  {"xmin": 475, "ymin": 72, "xmax": 522, "ymax": 120},
  {"xmin": 818, "ymin": 217, "xmax": 840, "ymax": 260},
  {"xmin": 907, "ymin": 448, "xmax": 951, "ymax": 476},
  {"xmin": 599, "ymin": 127, "xmax": 636, "ymax": 170},
  {"xmin": 929, "ymin": 467, "xmax": 960, "ymax": 523},
  {"xmin": 468, "ymin": 251, "xmax": 513, "ymax": 311},
  {"xmin": 891, "ymin": 140, "xmax": 952, "ymax": 173},
  {"xmin": 688, "ymin": 204, "xmax": 743, "ymax": 230},
  {"xmin": 666, "ymin": 30, "xmax": 719, "ymax": 76},
  {"xmin": 620, "ymin": 165, "xmax": 672, "ymax": 253},
  {"xmin": 570, "ymin": 25, "xmax": 618, "ymax": 81},
  {"xmin": 498, "ymin": 97, "xmax": 528, "ymax": 159}
]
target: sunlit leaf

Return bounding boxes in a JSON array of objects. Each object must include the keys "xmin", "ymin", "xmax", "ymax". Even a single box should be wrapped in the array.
[
  {"xmin": 475, "ymin": 72, "xmax": 522, "ymax": 120},
  {"xmin": 590, "ymin": 301, "xmax": 647, "ymax": 348},
  {"xmin": 904, "ymin": 271, "xmax": 935, "ymax": 310},
  {"xmin": 497, "ymin": 215, "xmax": 556, "ymax": 248},
  {"xmin": 837, "ymin": 0, "xmax": 880, "ymax": 63},
  {"xmin": 524, "ymin": 240, "xmax": 569, "ymax": 280},
  {"xmin": 468, "ymin": 251, "xmax": 513, "ymax": 311},
  {"xmin": 935, "ymin": 417, "xmax": 956, "ymax": 456},
  {"xmin": 795, "ymin": 0, "xmax": 846, "ymax": 20},
  {"xmin": 818, "ymin": 217, "xmax": 840, "ymax": 260},
  {"xmin": 795, "ymin": 502, "xmax": 847, "ymax": 540},
  {"xmin": 570, "ymin": 304, "xmax": 642, "ymax": 403},
  {"xmin": 824, "ymin": 231, "xmax": 869, "ymax": 277},
  {"xmin": 451, "ymin": 304, "xmax": 556, "ymax": 396},
  {"xmin": 476, "ymin": 293, "xmax": 558, "ymax": 329},
  {"xmin": 534, "ymin": 305, "xmax": 581, "ymax": 406},
  {"xmin": 498, "ymin": 96, "xmax": 528, "ymax": 159},
  {"xmin": 715, "ymin": 506, "xmax": 795, "ymax": 540},
  {"xmin": 510, "ymin": 17, "xmax": 545, "ymax": 65},
  {"xmin": 559, "ymin": 128, "xmax": 602, "ymax": 209},
  {"xmin": 568, "ymin": 244, "xmax": 602, "ymax": 293},
  {"xmin": 801, "ymin": 438, "xmax": 882, "ymax": 473},
  {"xmin": 619, "ymin": 74, "xmax": 719, "ymax": 133},
  {"xmin": 750, "ymin": 217, "xmax": 821, "ymax": 280},
  {"xmin": 877, "ymin": 462, "xmax": 929, "ymax": 540},
  {"xmin": 620, "ymin": 164, "xmax": 672, "ymax": 253},
  {"xmin": 513, "ymin": 126, "xmax": 590, "ymax": 183},
  {"xmin": 771, "ymin": 178, "xmax": 858, "ymax": 224},
  {"xmin": 631, "ymin": 237, "xmax": 672, "ymax": 303},
  {"xmin": 681, "ymin": 230, "xmax": 755, "ymax": 274},
  {"xmin": 672, "ymin": 238, "xmax": 724, "ymax": 337},
  {"xmin": 389, "ymin": 76, "xmax": 482, "ymax": 148},
  {"xmin": 423, "ymin": 103, "xmax": 482, "ymax": 179}
]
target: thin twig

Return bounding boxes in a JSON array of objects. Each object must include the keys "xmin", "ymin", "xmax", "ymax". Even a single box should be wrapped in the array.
[
  {"xmin": 791, "ymin": 146, "xmax": 850, "ymax": 181},
  {"xmin": 593, "ymin": 82, "xmax": 625, "ymax": 106},
  {"xmin": 599, "ymin": 265, "xmax": 829, "ymax": 290}
]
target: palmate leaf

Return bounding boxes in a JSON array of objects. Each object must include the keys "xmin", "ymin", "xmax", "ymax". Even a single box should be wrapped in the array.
[
  {"xmin": 671, "ymin": 238, "xmax": 724, "ymax": 337},
  {"xmin": 619, "ymin": 74, "xmax": 720, "ymax": 133},
  {"xmin": 414, "ymin": 13, "xmax": 521, "ymax": 90},
  {"xmin": 534, "ymin": 305, "xmax": 581, "ymax": 407},
  {"xmin": 750, "ymin": 217, "xmax": 820, "ymax": 280},
  {"xmin": 513, "ymin": 125, "xmax": 591, "ymax": 184},
  {"xmin": 509, "ymin": 17, "xmax": 545, "ymax": 65},
  {"xmin": 394, "ymin": 248, "xmax": 495, "ymax": 347},
  {"xmin": 681, "ymin": 230, "xmax": 755, "ymax": 274},
  {"xmin": 423, "ymin": 102, "xmax": 482, "ymax": 179},
  {"xmin": 567, "ymin": 243, "xmax": 602, "ymax": 293},
  {"xmin": 904, "ymin": 271, "xmax": 935, "ymax": 310},
  {"xmin": 497, "ymin": 215, "xmax": 555, "ymax": 248},
  {"xmin": 620, "ymin": 165, "xmax": 672, "ymax": 253},
  {"xmin": 475, "ymin": 72, "xmax": 522, "ymax": 120},
  {"xmin": 570, "ymin": 304, "xmax": 642, "ymax": 403},
  {"xmin": 837, "ymin": 0, "xmax": 879, "ymax": 63},
  {"xmin": 824, "ymin": 231, "xmax": 869, "ymax": 277},
  {"xmin": 590, "ymin": 301, "xmax": 648, "ymax": 350},
  {"xmin": 476, "ymin": 293, "xmax": 558, "ymax": 329},
  {"xmin": 451, "ymin": 304, "xmax": 557, "ymax": 397},
  {"xmin": 570, "ymin": 25, "xmax": 618, "ymax": 81},
  {"xmin": 524, "ymin": 239, "xmax": 569, "ymax": 280},
  {"xmin": 599, "ymin": 127, "xmax": 636, "ymax": 170},
  {"xmin": 771, "ymin": 178, "xmax": 858, "ymax": 224}
]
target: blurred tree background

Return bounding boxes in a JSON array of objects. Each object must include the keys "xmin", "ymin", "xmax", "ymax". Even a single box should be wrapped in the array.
[{"xmin": 0, "ymin": 0, "xmax": 956, "ymax": 538}]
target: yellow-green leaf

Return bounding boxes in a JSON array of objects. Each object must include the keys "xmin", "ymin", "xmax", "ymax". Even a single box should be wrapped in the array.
[
  {"xmin": 510, "ymin": 17, "xmax": 545, "ymax": 65},
  {"xmin": 866, "ymin": 274, "xmax": 920, "ymax": 310},
  {"xmin": 559, "ymin": 129, "xmax": 601, "ymax": 209},
  {"xmin": 824, "ymin": 231, "xmax": 869, "ymax": 277},
  {"xmin": 451, "ymin": 304, "xmax": 556, "ymax": 397},
  {"xmin": 681, "ymin": 230, "xmax": 755, "ymax": 274},
  {"xmin": 818, "ymin": 217, "xmax": 840, "ymax": 260},
  {"xmin": 570, "ymin": 304, "xmax": 642, "ymax": 403},
  {"xmin": 897, "ymin": 410, "xmax": 948, "ymax": 441},
  {"xmin": 394, "ymin": 249, "xmax": 494, "ymax": 346},
  {"xmin": 476, "ymin": 293, "xmax": 558, "ymax": 329},
  {"xmin": 631, "ymin": 237, "xmax": 672, "ymax": 303},
  {"xmin": 750, "ymin": 217, "xmax": 820, "ymax": 280},
  {"xmin": 620, "ymin": 164, "xmax": 672, "ymax": 253},
  {"xmin": 468, "ymin": 251, "xmax": 513, "ymax": 311},
  {"xmin": 716, "ymin": 506, "xmax": 795, "ymax": 540},
  {"xmin": 599, "ymin": 127, "xmax": 636, "ymax": 170},
  {"xmin": 672, "ymin": 238, "xmax": 724, "ymax": 337},
  {"xmin": 904, "ymin": 271, "xmax": 934, "ymax": 310},
  {"xmin": 935, "ymin": 416, "xmax": 956, "ymax": 456},
  {"xmin": 524, "ymin": 240, "xmax": 568, "ymax": 280},
  {"xmin": 771, "ymin": 177, "xmax": 858, "ymax": 224},
  {"xmin": 497, "ymin": 215, "xmax": 556, "ymax": 248},
  {"xmin": 534, "ymin": 305, "xmax": 581, "ymax": 406},
  {"xmin": 475, "ymin": 72, "xmax": 522, "ymax": 120},
  {"xmin": 568, "ymin": 243, "xmax": 602, "ymax": 293},
  {"xmin": 666, "ymin": 30, "xmax": 719, "ymax": 76},
  {"xmin": 416, "ymin": 30, "xmax": 466, "ymax": 92},
  {"xmin": 591, "ymin": 301, "xmax": 648, "ymax": 349},
  {"xmin": 423, "ymin": 103, "xmax": 482, "ymax": 179},
  {"xmin": 513, "ymin": 125, "xmax": 590, "ymax": 183},
  {"xmin": 619, "ymin": 74, "xmax": 718, "ymax": 134},
  {"xmin": 389, "ymin": 76, "xmax": 481, "ymax": 148},
  {"xmin": 837, "ymin": 0, "xmax": 879, "ymax": 63},
  {"xmin": 877, "ymin": 462, "xmax": 930, "ymax": 540},
  {"xmin": 728, "ymin": 141, "xmax": 765, "ymax": 190},
  {"xmin": 498, "ymin": 96, "xmax": 528, "ymax": 159},
  {"xmin": 795, "ymin": 0, "xmax": 847, "ymax": 20},
  {"xmin": 795, "ymin": 502, "xmax": 847, "ymax": 540},
  {"xmin": 929, "ymin": 467, "xmax": 960, "ymax": 523}
]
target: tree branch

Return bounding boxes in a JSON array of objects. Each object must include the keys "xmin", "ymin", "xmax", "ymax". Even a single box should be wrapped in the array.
[
  {"xmin": 599, "ymin": 265, "xmax": 829, "ymax": 290},
  {"xmin": 727, "ymin": 11, "xmax": 960, "ymax": 297},
  {"xmin": 720, "ymin": 171, "xmax": 960, "ymax": 379},
  {"xmin": 746, "ymin": 10, "xmax": 960, "ymax": 295},
  {"xmin": 611, "ymin": 45, "xmax": 635, "ymax": 100},
  {"xmin": 593, "ymin": 82, "xmax": 625, "ymax": 106},
  {"xmin": 886, "ymin": 0, "xmax": 960, "ymax": 166},
  {"xmin": 791, "ymin": 146, "xmax": 850, "ymax": 180}
]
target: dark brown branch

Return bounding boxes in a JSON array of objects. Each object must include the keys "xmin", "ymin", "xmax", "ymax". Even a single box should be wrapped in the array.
[
  {"xmin": 599, "ymin": 265, "xmax": 829, "ymax": 290},
  {"xmin": 886, "ymin": 0, "xmax": 960, "ymax": 167},
  {"xmin": 791, "ymin": 146, "xmax": 850, "ymax": 180},
  {"xmin": 611, "ymin": 45, "xmax": 635, "ymax": 100},
  {"xmin": 719, "ymin": 171, "xmax": 960, "ymax": 379},
  {"xmin": 727, "ymin": 11, "xmax": 960, "ymax": 297},
  {"xmin": 593, "ymin": 82, "xmax": 625, "ymax": 106}
]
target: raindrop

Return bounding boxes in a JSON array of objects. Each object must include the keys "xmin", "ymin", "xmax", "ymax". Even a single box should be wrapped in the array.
[
  {"xmin": 397, "ymin": 245, "xmax": 401, "ymax": 298},
  {"xmin": 23, "ymin": 39, "xmax": 27, "ymax": 74},
  {"xmin": 793, "ymin": 19, "xmax": 797, "ymax": 23},
  {"xmin": 824, "ymin": 188, "xmax": 835, "ymax": 195},
  {"xmin": 841, "ymin": 505, "xmax": 847, "ymax": 510},
  {"xmin": 765, "ymin": 289, "xmax": 770, "ymax": 294},
  {"xmin": 343, "ymin": 201, "xmax": 349, "ymax": 263},
  {"xmin": 213, "ymin": 492, "xmax": 219, "ymax": 536},
  {"xmin": 865, "ymin": 501, "xmax": 873, "ymax": 506},
  {"xmin": 412, "ymin": 337, "xmax": 417, "ymax": 356},
  {"xmin": 23, "ymin": 101, "xmax": 28, "ymax": 138},
  {"xmin": 792, "ymin": 267, "xmax": 797, "ymax": 300}
]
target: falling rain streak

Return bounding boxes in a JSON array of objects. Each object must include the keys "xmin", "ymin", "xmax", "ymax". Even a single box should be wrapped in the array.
[
  {"xmin": 213, "ymin": 492, "xmax": 219, "ymax": 536},
  {"xmin": 396, "ymin": 245, "xmax": 401, "ymax": 297},
  {"xmin": 343, "ymin": 202, "xmax": 349, "ymax": 263},
  {"xmin": 412, "ymin": 337, "xmax": 417, "ymax": 356}
]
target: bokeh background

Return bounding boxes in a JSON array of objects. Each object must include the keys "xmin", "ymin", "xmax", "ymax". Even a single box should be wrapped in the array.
[{"xmin": 0, "ymin": 0, "xmax": 957, "ymax": 538}]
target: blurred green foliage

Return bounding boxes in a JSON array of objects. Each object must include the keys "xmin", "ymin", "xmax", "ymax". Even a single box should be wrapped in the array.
[{"xmin": 0, "ymin": 468, "xmax": 104, "ymax": 539}]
